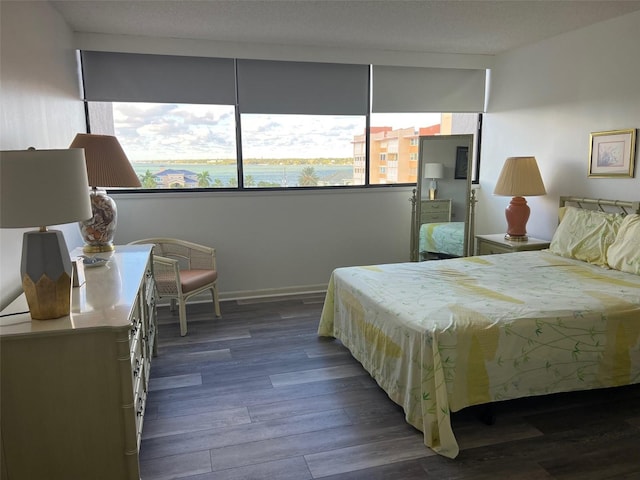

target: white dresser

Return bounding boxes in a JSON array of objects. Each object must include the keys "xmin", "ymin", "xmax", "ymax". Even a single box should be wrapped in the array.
[{"xmin": 0, "ymin": 245, "xmax": 157, "ymax": 480}]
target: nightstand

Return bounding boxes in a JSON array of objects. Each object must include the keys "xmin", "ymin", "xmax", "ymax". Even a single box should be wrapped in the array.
[
  {"xmin": 420, "ymin": 199, "xmax": 452, "ymax": 223},
  {"xmin": 475, "ymin": 234, "xmax": 550, "ymax": 255}
]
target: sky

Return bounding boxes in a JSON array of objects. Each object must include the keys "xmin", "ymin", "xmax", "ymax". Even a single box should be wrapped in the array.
[{"xmin": 106, "ymin": 102, "xmax": 441, "ymax": 161}]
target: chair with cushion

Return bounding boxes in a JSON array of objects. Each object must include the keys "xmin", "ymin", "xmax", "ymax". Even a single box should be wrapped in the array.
[{"xmin": 129, "ymin": 238, "xmax": 221, "ymax": 336}]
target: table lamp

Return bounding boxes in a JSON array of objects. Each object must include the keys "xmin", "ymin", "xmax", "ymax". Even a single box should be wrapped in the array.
[
  {"xmin": 0, "ymin": 148, "xmax": 93, "ymax": 319},
  {"xmin": 493, "ymin": 156, "xmax": 546, "ymax": 241},
  {"xmin": 424, "ymin": 163, "xmax": 444, "ymax": 200},
  {"xmin": 69, "ymin": 134, "xmax": 141, "ymax": 253}
]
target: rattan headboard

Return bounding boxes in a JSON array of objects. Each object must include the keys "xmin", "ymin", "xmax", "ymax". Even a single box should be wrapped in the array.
[{"xmin": 559, "ymin": 196, "xmax": 640, "ymax": 216}]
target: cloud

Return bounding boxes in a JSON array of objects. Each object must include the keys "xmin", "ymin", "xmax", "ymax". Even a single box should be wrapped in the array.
[
  {"xmin": 114, "ymin": 103, "xmax": 237, "ymax": 160},
  {"xmin": 109, "ymin": 103, "xmax": 438, "ymax": 161}
]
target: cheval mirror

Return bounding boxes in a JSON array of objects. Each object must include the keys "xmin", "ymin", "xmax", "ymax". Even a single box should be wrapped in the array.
[{"xmin": 411, "ymin": 134, "xmax": 475, "ymax": 261}]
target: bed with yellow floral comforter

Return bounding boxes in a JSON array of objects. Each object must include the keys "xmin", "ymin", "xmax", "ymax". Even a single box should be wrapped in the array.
[{"xmin": 318, "ymin": 250, "xmax": 640, "ymax": 458}]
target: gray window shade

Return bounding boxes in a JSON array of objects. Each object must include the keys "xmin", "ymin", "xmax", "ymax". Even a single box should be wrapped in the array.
[
  {"xmin": 237, "ymin": 59, "xmax": 369, "ymax": 115},
  {"xmin": 81, "ymin": 51, "xmax": 236, "ymax": 105},
  {"xmin": 372, "ymin": 66, "xmax": 486, "ymax": 113}
]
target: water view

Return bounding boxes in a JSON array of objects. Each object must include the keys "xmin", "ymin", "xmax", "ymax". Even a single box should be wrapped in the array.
[{"xmin": 132, "ymin": 161, "xmax": 356, "ymax": 188}]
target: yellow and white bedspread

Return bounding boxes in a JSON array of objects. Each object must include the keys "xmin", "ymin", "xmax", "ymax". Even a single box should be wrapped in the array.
[{"xmin": 317, "ymin": 251, "xmax": 640, "ymax": 458}]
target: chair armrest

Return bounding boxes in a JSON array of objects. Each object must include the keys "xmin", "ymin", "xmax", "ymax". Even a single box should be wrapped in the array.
[
  {"xmin": 153, "ymin": 254, "xmax": 179, "ymax": 268},
  {"xmin": 169, "ymin": 239, "xmax": 216, "ymax": 270},
  {"xmin": 129, "ymin": 238, "xmax": 217, "ymax": 271},
  {"xmin": 169, "ymin": 240, "xmax": 216, "ymax": 270}
]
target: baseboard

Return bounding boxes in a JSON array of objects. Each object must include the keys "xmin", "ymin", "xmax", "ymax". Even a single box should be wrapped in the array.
[
  {"xmin": 155, "ymin": 284, "xmax": 328, "ymax": 307},
  {"xmin": 221, "ymin": 284, "xmax": 327, "ymax": 302}
]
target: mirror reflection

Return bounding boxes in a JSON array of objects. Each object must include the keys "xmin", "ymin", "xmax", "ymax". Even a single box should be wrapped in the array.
[{"xmin": 411, "ymin": 134, "xmax": 475, "ymax": 261}]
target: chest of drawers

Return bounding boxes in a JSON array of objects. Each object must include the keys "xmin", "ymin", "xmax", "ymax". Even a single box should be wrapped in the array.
[
  {"xmin": 420, "ymin": 199, "xmax": 452, "ymax": 224},
  {"xmin": 0, "ymin": 245, "xmax": 157, "ymax": 480}
]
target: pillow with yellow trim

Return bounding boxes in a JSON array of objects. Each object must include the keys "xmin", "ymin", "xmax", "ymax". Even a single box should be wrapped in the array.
[
  {"xmin": 607, "ymin": 214, "xmax": 640, "ymax": 274},
  {"xmin": 549, "ymin": 206, "xmax": 623, "ymax": 266}
]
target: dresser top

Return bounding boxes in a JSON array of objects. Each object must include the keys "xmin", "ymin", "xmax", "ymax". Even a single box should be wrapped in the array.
[{"xmin": 0, "ymin": 244, "xmax": 153, "ymax": 337}]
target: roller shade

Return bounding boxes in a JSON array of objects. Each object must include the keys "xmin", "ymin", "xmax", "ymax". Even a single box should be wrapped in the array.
[
  {"xmin": 372, "ymin": 66, "xmax": 486, "ymax": 113},
  {"xmin": 237, "ymin": 59, "xmax": 369, "ymax": 115},
  {"xmin": 81, "ymin": 51, "xmax": 236, "ymax": 105}
]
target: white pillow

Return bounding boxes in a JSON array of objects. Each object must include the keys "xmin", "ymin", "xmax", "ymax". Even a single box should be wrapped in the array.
[
  {"xmin": 549, "ymin": 206, "xmax": 623, "ymax": 266},
  {"xmin": 607, "ymin": 214, "xmax": 640, "ymax": 274}
]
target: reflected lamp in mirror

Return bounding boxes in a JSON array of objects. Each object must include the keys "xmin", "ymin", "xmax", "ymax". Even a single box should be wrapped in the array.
[
  {"xmin": 69, "ymin": 134, "xmax": 141, "ymax": 253},
  {"xmin": 493, "ymin": 156, "xmax": 546, "ymax": 241},
  {"xmin": 0, "ymin": 148, "xmax": 93, "ymax": 319},
  {"xmin": 424, "ymin": 163, "xmax": 444, "ymax": 200}
]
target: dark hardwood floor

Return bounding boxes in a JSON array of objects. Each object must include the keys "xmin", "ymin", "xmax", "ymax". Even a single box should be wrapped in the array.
[{"xmin": 140, "ymin": 295, "xmax": 640, "ymax": 480}]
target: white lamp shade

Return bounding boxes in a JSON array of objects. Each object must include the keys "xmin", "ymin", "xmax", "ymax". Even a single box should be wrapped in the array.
[
  {"xmin": 1, "ymin": 149, "xmax": 93, "ymax": 228},
  {"xmin": 424, "ymin": 163, "xmax": 444, "ymax": 179},
  {"xmin": 493, "ymin": 156, "xmax": 546, "ymax": 197}
]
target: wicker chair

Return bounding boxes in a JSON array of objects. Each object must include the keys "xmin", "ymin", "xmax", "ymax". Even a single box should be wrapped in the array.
[{"xmin": 129, "ymin": 238, "xmax": 221, "ymax": 336}]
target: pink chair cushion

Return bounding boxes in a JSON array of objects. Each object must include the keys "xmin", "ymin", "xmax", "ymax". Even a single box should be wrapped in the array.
[{"xmin": 180, "ymin": 269, "xmax": 218, "ymax": 293}]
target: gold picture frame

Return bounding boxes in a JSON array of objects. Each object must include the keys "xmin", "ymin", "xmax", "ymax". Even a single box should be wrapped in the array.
[{"xmin": 588, "ymin": 128, "xmax": 636, "ymax": 178}]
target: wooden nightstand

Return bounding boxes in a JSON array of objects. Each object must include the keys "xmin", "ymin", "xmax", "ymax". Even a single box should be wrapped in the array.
[{"xmin": 475, "ymin": 234, "xmax": 550, "ymax": 255}]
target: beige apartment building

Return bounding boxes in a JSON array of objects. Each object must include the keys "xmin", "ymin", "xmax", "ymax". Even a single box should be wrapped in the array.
[{"xmin": 353, "ymin": 119, "xmax": 446, "ymax": 185}]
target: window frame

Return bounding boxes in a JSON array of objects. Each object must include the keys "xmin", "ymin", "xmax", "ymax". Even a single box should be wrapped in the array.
[{"xmin": 80, "ymin": 53, "xmax": 484, "ymax": 193}]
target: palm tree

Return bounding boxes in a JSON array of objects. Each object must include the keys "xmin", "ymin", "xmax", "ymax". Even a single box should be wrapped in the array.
[
  {"xmin": 244, "ymin": 175, "xmax": 256, "ymax": 187},
  {"xmin": 298, "ymin": 166, "xmax": 319, "ymax": 186},
  {"xmin": 196, "ymin": 171, "xmax": 211, "ymax": 187},
  {"xmin": 139, "ymin": 169, "xmax": 157, "ymax": 189}
]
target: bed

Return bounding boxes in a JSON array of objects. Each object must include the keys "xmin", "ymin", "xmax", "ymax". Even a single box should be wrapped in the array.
[
  {"xmin": 318, "ymin": 197, "xmax": 640, "ymax": 459},
  {"xmin": 419, "ymin": 221, "xmax": 465, "ymax": 258}
]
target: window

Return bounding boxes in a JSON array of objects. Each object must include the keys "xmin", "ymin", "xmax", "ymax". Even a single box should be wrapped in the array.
[
  {"xmin": 88, "ymin": 102, "xmax": 238, "ymax": 189},
  {"xmin": 80, "ymin": 52, "xmax": 487, "ymax": 192},
  {"xmin": 370, "ymin": 65, "xmax": 486, "ymax": 185},
  {"xmin": 240, "ymin": 114, "xmax": 366, "ymax": 187},
  {"xmin": 368, "ymin": 112, "xmax": 480, "ymax": 185}
]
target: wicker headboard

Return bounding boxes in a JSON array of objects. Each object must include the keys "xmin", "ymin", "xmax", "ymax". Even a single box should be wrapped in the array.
[{"xmin": 559, "ymin": 196, "xmax": 640, "ymax": 216}]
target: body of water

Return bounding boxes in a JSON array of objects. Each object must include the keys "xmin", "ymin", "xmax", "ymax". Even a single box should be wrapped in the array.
[{"xmin": 132, "ymin": 162, "xmax": 355, "ymax": 187}]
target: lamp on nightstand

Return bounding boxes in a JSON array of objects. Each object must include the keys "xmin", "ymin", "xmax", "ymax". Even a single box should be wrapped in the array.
[
  {"xmin": 0, "ymin": 148, "xmax": 93, "ymax": 319},
  {"xmin": 69, "ymin": 134, "xmax": 141, "ymax": 253},
  {"xmin": 424, "ymin": 163, "xmax": 444, "ymax": 200},
  {"xmin": 493, "ymin": 156, "xmax": 546, "ymax": 241}
]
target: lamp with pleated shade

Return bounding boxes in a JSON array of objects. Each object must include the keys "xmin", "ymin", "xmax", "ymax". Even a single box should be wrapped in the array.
[
  {"xmin": 493, "ymin": 156, "xmax": 546, "ymax": 241},
  {"xmin": 69, "ymin": 134, "xmax": 141, "ymax": 253}
]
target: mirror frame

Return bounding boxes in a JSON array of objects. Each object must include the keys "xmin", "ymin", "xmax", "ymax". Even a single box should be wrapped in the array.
[{"xmin": 413, "ymin": 134, "xmax": 474, "ymax": 261}]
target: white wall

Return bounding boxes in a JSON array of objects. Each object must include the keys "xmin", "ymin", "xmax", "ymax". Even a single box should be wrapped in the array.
[
  {"xmin": 114, "ymin": 186, "xmax": 414, "ymax": 299},
  {"xmin": 478, "ymin": 11, "xmax": 640, "ymax": 241},
  {"xmin": 0, "ymin": 1, "xmax": 87, "ymax": 308}
]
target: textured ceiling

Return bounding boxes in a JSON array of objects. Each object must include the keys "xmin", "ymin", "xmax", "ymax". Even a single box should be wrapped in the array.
[{"xmin": 50, "ymin": 0, "xmax": 640, "ymax": 56}]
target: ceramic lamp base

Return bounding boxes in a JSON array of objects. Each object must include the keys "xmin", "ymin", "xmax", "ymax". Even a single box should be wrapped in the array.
[
  {"xmin": 21, "ymin": 229, "xmax": 72, "ymax": 320},
  {"xmin": 504, "ymin": 196, "xmax": 530, "ymax": 241}
]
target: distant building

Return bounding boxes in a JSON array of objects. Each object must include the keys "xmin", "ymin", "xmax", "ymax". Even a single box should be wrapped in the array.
[
  {"xmin": 352, "ymin": 119, "xmax": 446, "ymax": 185},
  {"xmin": 154, "ymin": 168, "xmax": 198, "ymax": 188},
  {"xmin": 318, "ymin": 169, "xmax": 354, "ymax": 186}
]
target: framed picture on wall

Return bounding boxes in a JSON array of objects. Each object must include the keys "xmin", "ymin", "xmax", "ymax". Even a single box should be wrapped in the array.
[
  {"xmin": 588, "ymin": 129, "xmax": 636, "ymax": 177},
  {"xmin": 454, "ymin": 146, "xmax": 468, "ymax": 179}
]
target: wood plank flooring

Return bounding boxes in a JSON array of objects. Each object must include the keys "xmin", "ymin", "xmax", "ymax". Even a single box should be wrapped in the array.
[{"xmin": 140, "ymin": 295, "xmax": 640, "ymax": 479}]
